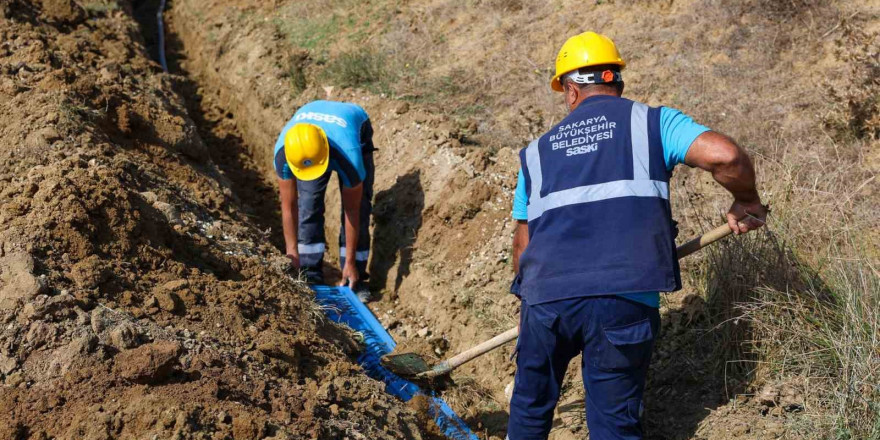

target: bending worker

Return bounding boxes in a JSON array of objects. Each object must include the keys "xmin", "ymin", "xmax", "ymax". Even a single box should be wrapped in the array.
[
  {"xmin": 508, "ymin": 32, "xmax": 768, "ymax": 439},
  {"xmin": 274, "ymin": 100, "xmax": 375, "ymax": 301}
]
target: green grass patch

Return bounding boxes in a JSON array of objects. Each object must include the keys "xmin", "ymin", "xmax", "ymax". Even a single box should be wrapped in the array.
[
  {"xmin": 322, "ymin": 49, "xmax": 394, "ymax": 94},
  {"xmin": 273, "ymin": 14, "xmax": 341, "ymax": 52}
]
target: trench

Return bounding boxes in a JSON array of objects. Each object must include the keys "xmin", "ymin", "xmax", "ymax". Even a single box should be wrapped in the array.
[
  {"xmin": 165, "ymin": 52, "xmax": 287, "ymax": 253},
  {"xmin": 133, "ymin": 1, "xmax": 286, "ymax": 253},
  {"xmin": 128, "ymin": 4, "xmax": 514, "ymax": 436}
]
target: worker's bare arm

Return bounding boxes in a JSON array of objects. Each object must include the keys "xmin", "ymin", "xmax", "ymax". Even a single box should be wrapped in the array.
[
  {"xmin": 278, "ymin": 178, "xmax": 300, "ymax": 267},
  {"xmin": 339, "ymin": 183, "xmax": 363, "ymax": 288},
  {"xmin": 684, "ymin": 131, "xmax": 767, "ymax": 234},
  {"xmin": 512, "ymin": 220, "xmax": 529, "ymax": 273}
]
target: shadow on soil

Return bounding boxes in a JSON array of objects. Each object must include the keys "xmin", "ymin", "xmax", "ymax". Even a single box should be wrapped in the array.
[
  {"xmin": 465, "ymin": 408, "xmax": 510, "ymax": 439},
  {"xmin": 369, "ymin": 170, "xmax": 424, "ymax": 299}
]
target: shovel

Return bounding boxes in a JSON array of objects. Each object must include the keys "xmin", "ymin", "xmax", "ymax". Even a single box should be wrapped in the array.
[{"xmin": 381, "ymin": 223, "xmax": 733, "ymax": 380}]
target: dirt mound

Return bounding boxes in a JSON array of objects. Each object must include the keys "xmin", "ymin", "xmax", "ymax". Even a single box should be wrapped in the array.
[{"xmin": 0, "ymin": 2, "xmax": 432, "ymax": 438}]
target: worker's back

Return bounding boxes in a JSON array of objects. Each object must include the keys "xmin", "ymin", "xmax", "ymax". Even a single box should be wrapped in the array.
[
  {"xmin": 508, "ymin": 31, "xmax": 765, "ymax": 440},
  {"xmin": 517, "ymin": 94, "xmax": 680, "ymax": 305}
]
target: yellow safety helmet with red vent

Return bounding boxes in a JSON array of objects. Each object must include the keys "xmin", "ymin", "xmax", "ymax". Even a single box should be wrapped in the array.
[{"xmin": 551, "ymin": 31, "xmax": 626, "ymax": 92}]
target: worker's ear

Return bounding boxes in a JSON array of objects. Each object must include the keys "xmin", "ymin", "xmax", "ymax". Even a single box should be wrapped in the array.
[{"xmin": 564, "ymin": 81, "xmax": 580, "ymax": 112}]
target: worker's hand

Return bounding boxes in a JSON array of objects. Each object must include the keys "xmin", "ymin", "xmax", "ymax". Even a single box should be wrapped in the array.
[
  {"xmin": 285, "ymin": 252, "xmax": 300, "ymax": 269},
  {"xmin": 339, "ymin": 262, "xmax": 359, "ymax": 289},
  {"xmin": 727, "ymin": 198, "xmax": 768, "ymax": 235}
]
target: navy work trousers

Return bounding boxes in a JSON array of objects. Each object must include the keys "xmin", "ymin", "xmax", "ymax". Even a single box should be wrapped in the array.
[
  {"xmin": 507, "ymin": 296, "xmax": 660, "ymax": 440},
  {"xmin": 296, "ymin": 150, "xmax": 374, "ymax": 283}
]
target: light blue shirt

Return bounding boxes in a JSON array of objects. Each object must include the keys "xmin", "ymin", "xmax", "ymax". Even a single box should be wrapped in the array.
[{"xmin": 512, "ymin": 106, "xmax": 710, "ymax": 307}]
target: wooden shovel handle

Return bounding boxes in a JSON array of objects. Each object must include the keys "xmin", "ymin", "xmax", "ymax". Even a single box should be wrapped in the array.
[
  {"xmin": 676, "ymin": 223, "xmax": 732, "ymax": 259},
  {"xmin": 421, "ymin": 326, "xmax": 520, "ymax": 378},
  {"xmin": 420, "ymin": 223, "xmax": 733, "ymax": 378}
]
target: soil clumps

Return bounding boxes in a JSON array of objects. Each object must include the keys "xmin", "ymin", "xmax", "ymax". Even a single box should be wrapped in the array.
[{"xmin": 0, "ymin": 2, "xmax": 432, "ymax": 438}]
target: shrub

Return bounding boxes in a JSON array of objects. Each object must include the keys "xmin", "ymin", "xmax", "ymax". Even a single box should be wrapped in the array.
[{"xmin": 323, "ymin": 49, "xmax": 393, "ymax": 94}]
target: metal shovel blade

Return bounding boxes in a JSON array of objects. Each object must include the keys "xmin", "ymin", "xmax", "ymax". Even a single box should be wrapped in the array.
[{"xmin": 381, "ymin": 352, "xmax": 431, "ymax": 377}]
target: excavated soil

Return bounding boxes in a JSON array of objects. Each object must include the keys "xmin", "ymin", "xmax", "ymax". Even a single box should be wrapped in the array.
[{"xmin": 0, "ymin": 1, "xmax": 437, "ymax": 439}]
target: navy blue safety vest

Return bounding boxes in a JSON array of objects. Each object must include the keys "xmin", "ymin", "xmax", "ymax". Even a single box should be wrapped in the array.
[{"xmin": 517, "ymin": 95, "xmax": 681, "ymax": 304}]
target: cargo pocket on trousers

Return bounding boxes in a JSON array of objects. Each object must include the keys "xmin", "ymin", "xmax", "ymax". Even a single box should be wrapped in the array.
[{"xmin": 597, "ymin": 318, "xmax": 655, "ymax": 371}]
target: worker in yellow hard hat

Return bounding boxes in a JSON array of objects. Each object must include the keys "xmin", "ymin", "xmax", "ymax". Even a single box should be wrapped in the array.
[
  {"xmin": 506, "ymin": 31, "xmax": 768, "ymax": 439},
  {"xmin": 274, "ymin": 100, "xmax": 376, "ymax": 302},
  {"xmin": 283, "ymin": 123, "xmax": 330, "ymax": 181}
]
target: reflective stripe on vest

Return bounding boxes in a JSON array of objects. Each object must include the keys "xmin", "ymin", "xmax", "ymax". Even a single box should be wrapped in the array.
[{"xmin": 526, "ymin": 102, "xmax": 668, "ymax": 222}]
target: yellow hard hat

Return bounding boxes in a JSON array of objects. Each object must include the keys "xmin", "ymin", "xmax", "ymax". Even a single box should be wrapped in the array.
[
  {"xmin": 551, "ymin": 31, "xmax": 626, "ymax": 92},
  {"xmin": 284, "ymin": 123, "xmax": 330, "ymax": 181}
]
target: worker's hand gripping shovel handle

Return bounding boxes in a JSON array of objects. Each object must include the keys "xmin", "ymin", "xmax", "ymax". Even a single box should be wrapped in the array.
[{"xmin": 417, "ymin": 223, "xmax": 734, "ymax": 379}]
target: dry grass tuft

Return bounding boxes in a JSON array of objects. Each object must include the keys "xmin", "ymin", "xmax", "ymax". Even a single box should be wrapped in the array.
[
  {"xmin": 741, "ymin": 253, "xmax": 879, "ymax": 438},
  {"xmin": 701, "ymin": 228, "xmax": 813, "ymax": 372},
  {"xmin": 745, "ymin": 0, "xmax": 830, "ymax": 18},
  {"xmin": 698, "ymin": 220, "xmax": 879, "ymax": 438}
]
